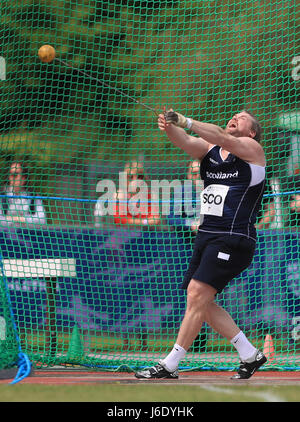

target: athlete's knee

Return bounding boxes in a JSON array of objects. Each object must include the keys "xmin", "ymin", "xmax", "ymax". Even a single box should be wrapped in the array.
[{"xmin": 186, "ymin": 279, "xmax": 216, "ymax": 311}]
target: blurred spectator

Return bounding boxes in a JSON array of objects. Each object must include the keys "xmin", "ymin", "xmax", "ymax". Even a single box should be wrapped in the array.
[
  {"xmin": 184, "ymin": 160, "xmax": 204, "ymax": 232},
  {"xmin": 0, "ymin": 161, "xmax": 46, "ymax": 226},
  {"xmin": 94, "ymin": 160, "xmax": 162, "ymax": 229},
  {"xmin": 288, "ymin": 174, "xmax": 300, "ymax": 228},
  {"xmin": 256, "ymin": 168, "xmax": 276, "ymax": 230},
  {"xmin": 94, "ymin": 194, "xmax": 106, "ymax": 228},
  {"xmin": 113, "ymin": 160, "xmax": 162, "ymax": 228},
  {"xmin": 289, "ymin": 193, "xmax": 300, "ymax": 227},
  {"xmin": 115, "ymin": 160, "xmax": 164, "ymax": 350},
  {"xmin": 94, "ymin": 160, "xmax": 164, "ymax": 351},
  {"xmin": 168, "ymin": 160, "xmax": 203, "ymax": 235}
]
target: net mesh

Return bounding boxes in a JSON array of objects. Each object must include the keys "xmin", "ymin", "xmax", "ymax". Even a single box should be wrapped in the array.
[{"xmin": 0, "ymin": 0, "xmax": 299, "ymax": 372}]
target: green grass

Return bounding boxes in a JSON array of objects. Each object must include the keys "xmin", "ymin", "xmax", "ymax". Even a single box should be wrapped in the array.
[{"xmin": 0, "ymin": 384, "xmax": 299, "ymax": 402}]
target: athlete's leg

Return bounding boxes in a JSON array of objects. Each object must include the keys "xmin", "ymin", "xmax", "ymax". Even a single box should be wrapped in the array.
[
  {"xmin": 135, "ymin": 277, "xmax": 266, "ymax": 379},
  {"xmin": 160, "ymin": 279, "xmax": 216, "ymax": 372},
  {"xmin": 175, "ymin": 279, "xmax": 217, "ymax": 350},
  {"xmin": 203, "ymin": 301, "xmax": 240, "ymax": 340},
  {"xmin": 204, "ymin": 301, "xmax": 258, "ymax": 361}
]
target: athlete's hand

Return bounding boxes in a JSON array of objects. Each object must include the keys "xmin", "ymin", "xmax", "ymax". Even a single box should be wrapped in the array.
[
  {"xmin": 158, "ymin": 112, "xmax": 168, "ymax": 131},
  {"xmin": 164, "ymin": 109, "xmax": 189, "ymax": 128}
]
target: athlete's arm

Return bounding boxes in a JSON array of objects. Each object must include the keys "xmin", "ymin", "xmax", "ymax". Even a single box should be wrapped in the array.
[
  {"xmin": 163, "ymin": 110, "xmax": 265, "ymax": 166},
  {"xmin": 189, "ymin": 120, "xmax": 265, "ymax": 166},
  {"xmin": 158, "ymin": 112, "xmax": 211, "ymax": 160}
]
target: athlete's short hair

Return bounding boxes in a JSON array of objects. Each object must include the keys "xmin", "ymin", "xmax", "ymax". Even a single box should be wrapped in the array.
[{"xmin": 242, "ymin": 110, "xmax": 262, "ymax": 143}]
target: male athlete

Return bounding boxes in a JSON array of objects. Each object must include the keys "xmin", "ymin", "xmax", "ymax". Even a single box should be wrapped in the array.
[{"xmin": 135, "ymin": 109, "xmax": 267, "ymax": 380}]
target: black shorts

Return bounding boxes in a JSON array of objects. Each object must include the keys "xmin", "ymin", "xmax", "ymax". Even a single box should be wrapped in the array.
[{"xmin": 182, "ymin": 231, "xmax": 256, "ymax": 293}]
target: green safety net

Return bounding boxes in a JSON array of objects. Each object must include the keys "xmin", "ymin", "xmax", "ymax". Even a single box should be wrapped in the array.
[{"xmin": 0, "ymin": 1, "xmax": 299, "ymax": 373}]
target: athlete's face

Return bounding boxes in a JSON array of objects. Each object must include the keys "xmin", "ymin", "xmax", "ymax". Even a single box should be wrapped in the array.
[{"xmin": 225, "ymin": 112, "xmax": 255, "ymax": 139}]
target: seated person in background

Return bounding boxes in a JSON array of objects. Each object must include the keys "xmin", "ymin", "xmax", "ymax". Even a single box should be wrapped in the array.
[
  {"xmin": 255, "ymin": 169, "xmax": 275, "ymax": 230},
  {"xmin": 285, "ymin": 173, "xmax": 300, "ymax": 228},
  {"xmin": 168, "ymin": 160, "xmax": 203, "ymax": 235},
  {"xmin": 0, "ymin": 161, "xmax": 47, "ymax": 226},
  {"xmin": 114, "ymin": 160, "xmax": 162, "ymax": 228},
  {"xmin": 94, "ymin": 195, "xmax": 106, "ymax": 228},
  {"xmin": 94, "ymin": 160, "xmax": 162, "ymax": 228},
  {"xmin": 289, "ymin": 193, "xmax": 300, "ymax": 228},
  {"xmin": 95, "ymin": 160, "xmax": 163, "ymax": 351}
]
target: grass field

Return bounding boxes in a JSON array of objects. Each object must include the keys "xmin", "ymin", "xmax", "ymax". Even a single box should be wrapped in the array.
[
  {"xmin": 4, "ymin": 329, "xmax": 299, "ymax": 405},
  {"xmin": 0, "ymin": 384, "xmax": 299, "ymax": 402}
]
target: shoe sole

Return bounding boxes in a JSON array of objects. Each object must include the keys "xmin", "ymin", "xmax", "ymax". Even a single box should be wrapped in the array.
[
  {"xmin": 230, "ymin": 356, "xmax": 267, "ymax": 380},
  {"xmin": 135, "ymin": 375, "xmax": 178, "ymax": 380}
]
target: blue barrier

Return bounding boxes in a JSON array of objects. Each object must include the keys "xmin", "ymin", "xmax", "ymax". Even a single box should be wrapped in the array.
[{"xmin": 0, "ymin": 226, "xmax": 299, "ymax": 337}]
